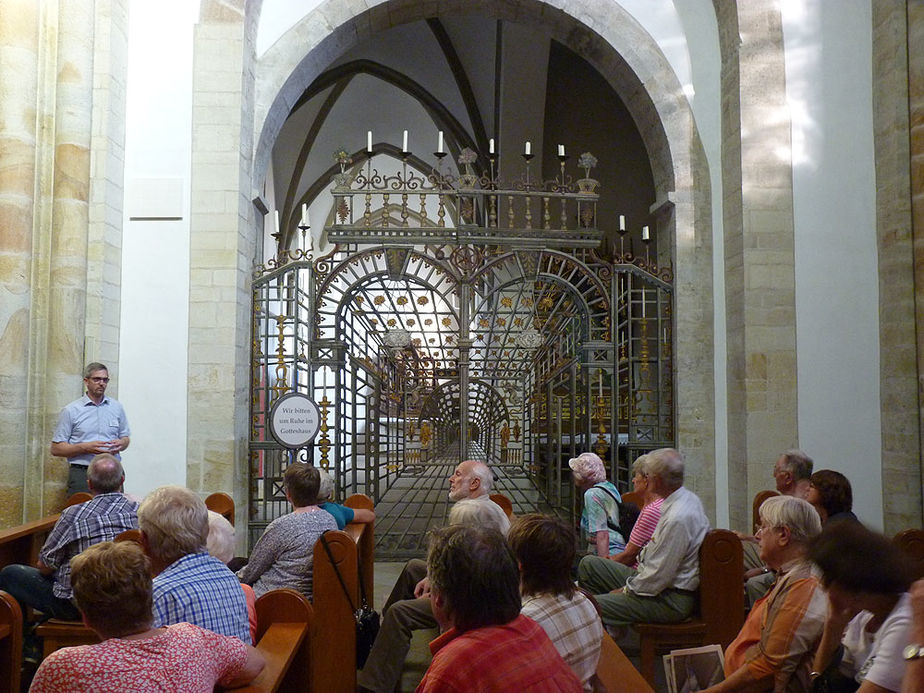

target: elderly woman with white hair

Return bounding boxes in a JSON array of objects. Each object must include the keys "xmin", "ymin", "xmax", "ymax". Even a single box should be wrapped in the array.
[
  {"xmin": 316, "ymin": 468, "xmax": 375, "ymax": 530},
  {"xmin": 608, "ymin": 454, "xmax": 662, "ymax": 567},
  {"xmin": 569, "ymin": 452, "xmax": 625, "ymax": 557}
]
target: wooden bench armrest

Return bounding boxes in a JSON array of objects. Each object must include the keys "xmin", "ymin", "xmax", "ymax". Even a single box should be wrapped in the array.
[
  {"xmin": 230, "ymin": 622, "xmax": 308, "ymax": 693},
  {"xmin": 0, "ymin": 515, "xmax": 60, "ymax": 545},
  {"xmin": 595, "ymin": 631, "xmax": 653, "ymax": 693}
]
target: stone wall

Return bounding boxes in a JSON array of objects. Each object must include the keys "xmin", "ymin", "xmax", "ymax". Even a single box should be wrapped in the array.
[{"xmin": 0, "ymin": 0, "xmax": 128, "ymax": 521}]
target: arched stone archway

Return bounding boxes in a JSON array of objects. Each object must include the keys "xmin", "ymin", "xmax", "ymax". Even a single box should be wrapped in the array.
[{"xmin": 187, "ymin": 0, "xmax": 716, "ymax": 518}]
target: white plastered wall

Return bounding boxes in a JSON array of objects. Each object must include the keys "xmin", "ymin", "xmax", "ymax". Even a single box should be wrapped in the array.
[
  {"xmin": 119, "ymin": 0, "xmax": 198, "ymax": 498},
  {"xmin": 782, "ymin": 1, "xmax": 882, "ymax": 527}
]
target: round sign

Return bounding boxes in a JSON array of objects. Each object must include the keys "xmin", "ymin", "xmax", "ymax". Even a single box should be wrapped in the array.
[{"xmin": 269, "ymin": 393, "xmax": 321, "ymax": 448}]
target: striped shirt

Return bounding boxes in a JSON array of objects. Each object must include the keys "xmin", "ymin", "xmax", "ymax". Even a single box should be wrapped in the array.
[
  {"xmin": 153, "ymin": 552, "xmax": 251, "ymax": 643},
  {"xmin": 521, "ymin": 591, "xmax": 603, "ymax": 691},
  {"xmin": 39, "ymin": 493, "xmax": 139, "ymax": 599},
  {"xmin": 724, "ymin": 558, "xmax": 827, "ymax": 692},
  {"xmin": 626, "ymin": 497, "xmax": 663, "ymax": 566}
]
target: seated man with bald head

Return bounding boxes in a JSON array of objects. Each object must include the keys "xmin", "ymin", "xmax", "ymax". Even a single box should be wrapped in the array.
[
  {"xmin": 358, "ymin": 459, "xmax": 508, "ymax": 693},
  {"xmin": 0, "ymin": 453, "xmax": 138, "ymax": 623}
]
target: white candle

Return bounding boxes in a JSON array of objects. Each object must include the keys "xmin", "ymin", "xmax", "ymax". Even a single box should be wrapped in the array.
[
  {"xmin": 489, "ymin": 138, "xmax": 495, "ymax": 154},
  {"xmin": 558, "ymin": 144, "xmax": 565, "ymax": 157},
  {"xmin": 301, "ymin": 203, "xmax": 308, "ymax": 227},
  {"xmin": 274, "ymin": 210, "xmax": 280, "ymax": 234},
  {"xmin": 642, "ymin": 225, "xmax": 649, "ymax": 241},
  {"xmin": 524, "ymin": 141, "xmax": 531, "ymax": 156},
  {"xmin": 367, "ymin": 130, "xmax": 373, "ymax": 153},
  {"xmin": 437, "ymin": 131, "xmax": 444, "ymax": 154},
  {"xmin": 641, "ymin": 290, "xmax": 646, "ymax": 318},
  {"xmin": 619, "ymin": 215, "xmax": 626, "ymax": 232},
  {"xmin": 402, "ymin": 130, "xmax": 408, "ymax": 153},
  {"xmin": 598, "ymin": 371, "xmax": 603, "ymax": 397}
]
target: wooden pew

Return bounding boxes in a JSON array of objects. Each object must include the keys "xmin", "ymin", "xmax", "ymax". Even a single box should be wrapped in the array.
[
  {"xmin": 0, "ymin": 492, "xmax": 96, "ymax": 571},
  {"xmin": 0, "ymin": 591, "xmax": 22, "ymax": 693},
  {"xmin": 343, "ymin": 493, "xmax": 375, "ymax": 602},
  {"xmin": 594, "ymin": 631, "xmax": 653, "ymax": 693},
  {"xmin": 229, "ymin": 588, "xmax": 312, "ymax": 693},
  {"xmin": 633, "ymin": 529, "xmax": 744, "ymax": 687},
  {"xmin": 205, "ymin": 492, "xmax": 235, "ymax": 525}
]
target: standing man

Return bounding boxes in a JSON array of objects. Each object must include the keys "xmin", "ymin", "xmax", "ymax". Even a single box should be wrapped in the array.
[
  {"xmin": 51, "ymin": 362, "xmax": 130, "ymax": 495},
  {"xmin": 358, "ymin": 459, "xmax": 508, "ymax": 693},
  {"xmin": 578, "ymin": 447, "xmax": 710, "ymax": 629}
]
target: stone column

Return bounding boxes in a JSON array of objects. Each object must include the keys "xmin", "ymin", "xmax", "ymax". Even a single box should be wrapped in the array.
[
  {"xmin": 0, "ymin": 0, "xmax": 41, "ymax": 524},
  {"xmin": 909, "ymin": 1, "xmax": 924, "ymax": 527},
  {"xmin": 717, "ymin": 0, "xmax": 798, "ymax": 530},
  {"xmin": 188, "ymin": 1, "xmax": 256, "ymax": 509}
]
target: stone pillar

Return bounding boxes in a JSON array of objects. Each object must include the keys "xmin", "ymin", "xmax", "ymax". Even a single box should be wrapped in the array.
[
  {"xmin": 717, "ymin": 0, "xmax": 798, "ymax": 530},
  {"xmin": 188, "ymin": 1, "xmax": 256, "ymax": 508},
  {"xmin": 871, "ymin": 1, "xmax": 921, "ymax": 532},
  {"xmin": 0, "ymin": 0, "xmax": 42, "ymax": 524},
  {"xmin": 909, "ymin": 1, "xmax": 924, "ymax": 527}
]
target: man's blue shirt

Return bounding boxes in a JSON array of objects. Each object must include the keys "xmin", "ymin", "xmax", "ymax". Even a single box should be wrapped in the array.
[{"xmin": 52, "ymin": 395, "xmax": 130, "ymax": 466}]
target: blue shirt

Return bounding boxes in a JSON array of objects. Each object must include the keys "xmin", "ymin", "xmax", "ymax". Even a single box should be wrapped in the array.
[
  {"xmin": 52, "ymin": 395, "xmax": 130, "ymax": 466},
  {"xmin": 320, "ymin": 502, "xmax": 354, "ymax": 529},
  {"xmin": 581, "ymin": 482, "xmax": 626, "ymax": 554},
  {"xmin": 152, "ymin": 552, "xmax": 250, "ymax": 643},
  {"xmin": 39, "ymin": 492, "xmax": 139, "ymax": 599}
]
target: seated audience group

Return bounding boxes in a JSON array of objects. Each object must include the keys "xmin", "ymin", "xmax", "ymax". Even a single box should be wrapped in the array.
[{"xmin": 7, "ymin": 444, "xmax": 924, "ymax": 693}]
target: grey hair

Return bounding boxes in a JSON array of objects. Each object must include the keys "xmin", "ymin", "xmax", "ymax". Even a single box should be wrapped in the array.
[
  {"xmin": 83, "ymin": 362, "xmax": 108, "ymax": 378},
  {"xmin": 779, "ymin": 449, "xmax": 814, "ymax": 481},
  {"xmin": 759, "ymin": 495, "xmax": 822, "ymax": 545},
  {"xmin": 138, "ymin": 486, "xmax": 209, "ymax": 564},
  {"xmin": 448, "ymin": 498, "xmax": 510, "ymax": 536},
  {"xmin": 646, "ymin": 448, "xmax": 685, "ymax": 490},
  {"xmin": 88, "ymin": 454, "xmax": 124, "ymax": 493},
  {"xmin": 206, "ymin": 511, "xmax": 236, "ymax": 564},
  {"xmin": 631, "ymin": 454, "xmax": 650, "ymax": 477},
  {"xmin": 469, "ymin": 461, "xmax": 494, "ymax": 494},
  {"xmin": 317, "ymin": 468, "xmax": 334, "ymax": 502}
]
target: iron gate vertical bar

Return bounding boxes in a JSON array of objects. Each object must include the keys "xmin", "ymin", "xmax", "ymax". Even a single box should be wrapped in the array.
[{"xmin": 458, "ymin": 282, "xmax": 471, "ymax": 459}]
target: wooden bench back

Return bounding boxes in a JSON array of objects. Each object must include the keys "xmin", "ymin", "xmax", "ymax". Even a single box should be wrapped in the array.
[
  {"xmin": 489, "ymin": 493, "xmax": 513, "ymax": 518},
  {"xmin": 0, "ymin": 591, "xmax": 22, "ymax": 693},
  {"xmin": 752, "ymin": 490, "xmax": 779, "ymax": 534},
  {"xmin": 311, "ymin": 529, "xmax": 359, "ymax": 691},
  {"xmin": 894, "ymin": 528, "xmax": 924, "ymax": 581},
  {"xmin": 205, "ymin": 492, "xmax": 235, "ymax": 525},
  {"xmin": 698, "ymin": 528, "xmax": 745, "ymax": 648},
  {"xmin": 231, "ymin": 588, "xmax": 313, "ymax": 693}
]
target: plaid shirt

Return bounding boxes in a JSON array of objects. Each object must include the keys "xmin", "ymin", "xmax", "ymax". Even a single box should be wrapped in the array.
[
  {"xmin": 39, "ymin": 493, "xmax": 139, "ymax": 599},
  {"xmin": 521, "ymin": 591, "xmax": 603, "ymax": 692},
  {"xmin": 418, "ymin": 614, "xmax": 581, "ymax": 692},
  {"xmin": 724, "ymin": 558, "xmax": 827, "ymax": 692},
  {"xmin": 152, "ymin": 552, "xmax": 250, "ymax": 643}
]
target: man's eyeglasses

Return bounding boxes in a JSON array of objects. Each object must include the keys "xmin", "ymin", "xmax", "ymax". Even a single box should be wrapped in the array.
[{"xmin": 87, "ymin": 377, "xmax": 110, "ymax": 383}]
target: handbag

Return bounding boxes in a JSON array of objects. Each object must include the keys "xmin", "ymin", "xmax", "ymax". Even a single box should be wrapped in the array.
[
  {"xmin": 319, "ymin": 532, "xmax": 381, "ymax": 668},
  {"xmin": 593, "ymin": 483, "xmax": 640, "ymax": 538}
]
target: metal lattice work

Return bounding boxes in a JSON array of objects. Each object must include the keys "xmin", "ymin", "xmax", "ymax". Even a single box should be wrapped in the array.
[{"xmin": 249, "ymin": 156, "xmax": 675, "ymax": 558}]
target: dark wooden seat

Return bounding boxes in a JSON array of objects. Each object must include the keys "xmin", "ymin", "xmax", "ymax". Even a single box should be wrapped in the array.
[
  {"xmin": 621, "ymin": 490, "xmax": 644, "ymax": 509},
  {"xmin": 894, "ymin": 528, "xmax": 924, "ymax": 580},
  {"xmin": 632, "ymin": 529, "xmax": 744, "ymax": 687},
  {"xmin": 64, "ymin": 492, "xmax": 93, "ymax": 508},
  {"xmin": 228, "ymin": 588, "xmax": 313, "ymax": 693},
  {"xmin": 0, "ymin": 591, "xmax": 22, "ymax": 693},
  {"xmin": 752, "ymin": 490, "xmax": 779, "ymax": 534},
  {"xmin": 489, "ymin": 493, "xmax": 513, "ymax": 517},
  {"xmin": 205, "ymin": 492, "xmax": 235, "ymax": 525},
  {"xmin": 344, "ymin": 494, "xmax": 375, "ymax": 602}
]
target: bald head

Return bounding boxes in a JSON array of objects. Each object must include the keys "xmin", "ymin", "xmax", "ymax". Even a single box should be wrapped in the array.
[
  {"xmin": 448, "ymin": 460, "xmax": 493, "ymax": 501},
  {"xmin": 87, "ymin": 454, "xmax": 124, "ymax": 494}
]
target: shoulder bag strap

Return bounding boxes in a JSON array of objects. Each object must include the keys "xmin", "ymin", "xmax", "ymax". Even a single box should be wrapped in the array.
[
  {"xmin": 592, "ymin": 483, "xmax": 624, "ymax": 533},
  {"xmin": 319, "ymin": 531, "xmax": 357, "ymax": 612}
]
